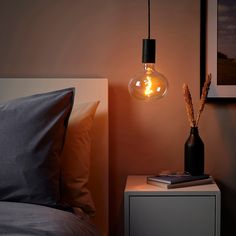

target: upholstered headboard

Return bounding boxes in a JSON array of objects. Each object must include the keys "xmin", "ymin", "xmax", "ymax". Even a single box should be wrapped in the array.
[{"xmin": 0, "ymin": 78, "xmax": 109, "ymax": 236}]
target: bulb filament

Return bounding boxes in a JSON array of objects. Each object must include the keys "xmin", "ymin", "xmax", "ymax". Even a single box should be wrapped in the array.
[{"xmin": 144, "ymin": 76, "xmax": 153, "ymax": 97}]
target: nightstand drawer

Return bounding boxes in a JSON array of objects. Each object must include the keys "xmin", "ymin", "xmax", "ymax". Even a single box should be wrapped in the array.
[
  {"xmin": 129, "ymin": 195, "xmax": 215, "ymax": 236},
  {"xmin": 124, "ymin": 176, "xmax": 220, "ymax": 236}
]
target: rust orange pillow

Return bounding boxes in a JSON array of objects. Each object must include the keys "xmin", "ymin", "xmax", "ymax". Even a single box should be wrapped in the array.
[{"xmin": 61, "ymin": 101, "xmax": 99, "ymax": 215}]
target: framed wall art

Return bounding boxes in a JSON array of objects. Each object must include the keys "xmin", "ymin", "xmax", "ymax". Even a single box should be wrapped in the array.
[{"xmin": 201, "ymin": 0, "xmax": 236, "ymax": 101}]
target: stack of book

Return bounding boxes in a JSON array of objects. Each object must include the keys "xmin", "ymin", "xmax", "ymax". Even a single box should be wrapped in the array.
[{"xmin": 147, "ymin": 174, "xmax": 213, "ymax": 189}]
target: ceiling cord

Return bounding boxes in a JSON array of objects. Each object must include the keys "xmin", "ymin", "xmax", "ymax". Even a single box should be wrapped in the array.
[{"xmin": 148, "ymin": 0, "xmax": 150, "ymax": 39}]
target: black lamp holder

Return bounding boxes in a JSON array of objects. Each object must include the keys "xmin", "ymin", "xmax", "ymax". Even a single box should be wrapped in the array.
[{"xmin": 142, "ymin": 0, "xmax": 156, "ymax": 63}]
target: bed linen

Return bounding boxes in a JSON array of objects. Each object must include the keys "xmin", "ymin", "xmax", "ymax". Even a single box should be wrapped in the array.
[
  {"xmin": 0, "ymin": 88, "xmax": 74, "ymax": 207},
  {"xmin": 61, "ymin": 101, "xmax": 100, "ymax": 216},
  {"xmin": 0, "ymin": 201, "xmax": 99, "ymax": 236}
]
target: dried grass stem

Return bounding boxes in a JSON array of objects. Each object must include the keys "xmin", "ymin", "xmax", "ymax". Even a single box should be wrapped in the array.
[
  {"xmin": 196, "ymin": 74, "xmax": 212, "ymax": 126},
  {"xmin": 183, "ymin": 74, "xmax": 212, "ymax": 127},
  {"xmin": 183, "ymin": 84, "xmax": 196, "ymax": 127}
]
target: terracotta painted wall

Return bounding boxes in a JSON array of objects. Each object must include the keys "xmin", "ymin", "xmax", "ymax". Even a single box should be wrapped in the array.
[{"xmin": 0, "ymin": 0, "xmax": 236, "ymax": 235}]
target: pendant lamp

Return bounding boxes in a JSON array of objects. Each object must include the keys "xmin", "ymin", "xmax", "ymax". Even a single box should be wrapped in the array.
[{"xmin": 128, "ymin": 0, "xmax": 168, "ymax": 100}]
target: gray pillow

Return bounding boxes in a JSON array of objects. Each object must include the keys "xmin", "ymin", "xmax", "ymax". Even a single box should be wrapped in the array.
[{"xmin": 0, "ymin": 88, "xmax": 74, "ymax": 207}]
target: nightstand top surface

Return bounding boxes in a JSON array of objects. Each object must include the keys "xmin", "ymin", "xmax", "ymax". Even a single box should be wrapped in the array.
[{"xmin": 125, "ymin": 175, "xmax": 220, "ymax": 194}]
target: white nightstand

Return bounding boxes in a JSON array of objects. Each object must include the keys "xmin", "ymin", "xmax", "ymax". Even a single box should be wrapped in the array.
[{"xmin": 124, "ymin": 175, "xmax": 220, "ymax": 236}]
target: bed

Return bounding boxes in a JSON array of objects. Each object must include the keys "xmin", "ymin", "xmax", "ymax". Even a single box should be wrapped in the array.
[{"xmin": 0, "ymin": 78, "xmax": 109, "ymax": 236}]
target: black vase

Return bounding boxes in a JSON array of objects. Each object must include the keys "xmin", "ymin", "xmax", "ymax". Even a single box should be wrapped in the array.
[{"xmin": 184, "ymin": 127, "xmax": 204, "ymax": 176}]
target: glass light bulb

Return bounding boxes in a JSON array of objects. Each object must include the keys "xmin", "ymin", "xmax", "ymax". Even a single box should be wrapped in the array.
[{"xmin": 128, "ymin": 63, "xmax": 168, "ymax": 100}]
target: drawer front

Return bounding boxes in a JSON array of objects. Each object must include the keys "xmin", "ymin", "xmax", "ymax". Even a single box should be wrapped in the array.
[{"xmin": 128, "ymin": 195, "xmax": 216, "ymax": 236}]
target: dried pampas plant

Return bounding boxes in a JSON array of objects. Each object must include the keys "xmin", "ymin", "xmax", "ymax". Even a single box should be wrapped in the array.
[
  {"xmin": 183, "ymin": 84, "xmax": 195, "ymax": 127},
  {"xmin": 183, "ymin": 74, "xmax": 211, "ymax": 127},
  {"xmin": 196, "ymin": 74, "xmax": 212, "ymax": 126}
]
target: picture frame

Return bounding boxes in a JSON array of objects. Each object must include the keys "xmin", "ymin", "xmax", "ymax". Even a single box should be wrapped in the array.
[{"xmin": 200, "ymin": 0, "xmax": 236, "ymax": 102}]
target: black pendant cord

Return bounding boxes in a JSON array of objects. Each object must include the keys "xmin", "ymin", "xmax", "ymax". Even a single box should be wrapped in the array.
[
  {"xmin": 142, "ymin": 0, "xmax": 155, "ymax": 63},
  {"xmin": 148, "ymin": 0, "xmax": 150, "ymax": 39}
]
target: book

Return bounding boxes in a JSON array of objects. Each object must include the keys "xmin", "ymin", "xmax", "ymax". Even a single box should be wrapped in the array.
[
  {"xmin": 147, "ymin": 174, "xmax": 213, "ymax": 189},
  {"xmin": 147, "ymin": 174, "xmax": 210, "ymax": 184}
]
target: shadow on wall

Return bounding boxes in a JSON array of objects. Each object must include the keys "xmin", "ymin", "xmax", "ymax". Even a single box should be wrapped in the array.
[
  {"xmin": 108, "ymin": 83, "xmax": 154, "ymax": 236},
  {"xmin": 108, "ymin": 83, "xmax": 131, "ymax": 236},
  {"xmin": 218, "ymin": 181, "xmax": 236, "ymax": 236},
  {"xmin": 214, "ymin": 103, "xmax": 236, "ymax": 236}
]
